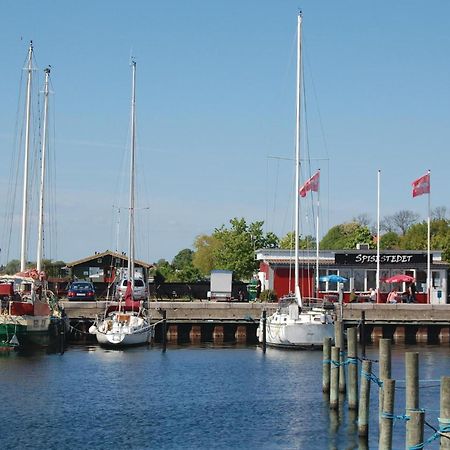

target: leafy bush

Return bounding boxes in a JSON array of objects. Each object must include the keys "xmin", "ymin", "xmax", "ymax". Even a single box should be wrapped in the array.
[{"xmin": 260, "ymin": 289, "xmax": 278, "ymax": 302}]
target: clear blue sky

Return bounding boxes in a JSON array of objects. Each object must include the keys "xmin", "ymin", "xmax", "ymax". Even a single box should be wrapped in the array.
[{"xmin": 1, "ymin": 1, "xmax": 449, "ymax": 265}]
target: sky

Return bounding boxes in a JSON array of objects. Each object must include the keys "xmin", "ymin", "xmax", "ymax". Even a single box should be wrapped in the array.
[{"xmin": 1, "ymin": 1, "xmax": 450, "ymax": 266}]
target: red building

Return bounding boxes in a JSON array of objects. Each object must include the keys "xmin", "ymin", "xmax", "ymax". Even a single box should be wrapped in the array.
[{"xmin": 256, "ymin": 248, "xmax": 449, "ymax": 304}]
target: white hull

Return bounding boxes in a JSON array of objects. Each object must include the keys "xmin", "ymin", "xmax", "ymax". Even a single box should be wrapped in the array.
[
  {"xmin": 257, "ymin": 306, "xmax": 334, "ymax": 348},
  {"xmin": 90, "ymin": 311, "xmax": 152, "ymax": 347}
]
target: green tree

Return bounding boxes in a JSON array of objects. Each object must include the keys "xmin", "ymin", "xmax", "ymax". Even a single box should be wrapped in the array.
[
  {"xmin": 279, "ymin": 231, "xmax": 316, "ymax": 250},
  {"xmin": 380, "ymin": 232, "xmax": 401, "ymax": 250},
  {"xmin": 192, "ymin": 234, "xmax": 222, "ymax": 276},
  {"xmin": 3, "ymin": 259, "xmax": 20, "ymax": 274},
  {"xmin": 211, "ymin": 218, "xmax": 278, "ymax": 280},
  {"xmin": 320, "ymin": 222, "xmax": 373, "ymax": 250},
  {"xmin": 172, "ymin": 249, "xmax": 194, "ymax": 270}
]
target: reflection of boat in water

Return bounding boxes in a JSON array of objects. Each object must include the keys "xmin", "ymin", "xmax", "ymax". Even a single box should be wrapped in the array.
[
  {"xmin": 257, "ymin": 13, "xmax": 334, "ymax": 349},
  {"xmin": 0, "ymin": 44, "xmax": 64, "ymax": 349},
  {"xmin": 89, "ymin": 60, "xmax": 151, "ymax": 348}
]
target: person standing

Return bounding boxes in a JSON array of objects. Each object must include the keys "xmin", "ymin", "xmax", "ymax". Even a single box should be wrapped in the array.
[{"xmin": 256, "ymin": 278, "xmax": 262, "ymax": 301}]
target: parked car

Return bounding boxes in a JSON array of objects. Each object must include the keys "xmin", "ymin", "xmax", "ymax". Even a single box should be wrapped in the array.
[
  {"xmin": 67, "ymin": 281, "xmax": 96, "ymax": 301},
  {"xmin": 117, "ymin": 278, "xmax": 148, "ymax": 301}
]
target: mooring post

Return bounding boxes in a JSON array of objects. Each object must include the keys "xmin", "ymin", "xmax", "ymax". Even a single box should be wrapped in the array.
[
  {"xmin": 330, "ymin": 346, "xmax": 340, "ymax": 409},
  {"xmin": 59, "ymin": 318, "xmax": 65, "ymax": 355},
  {"xmin": 358, "ymin": 359, "xmax": 371, "ymax": 437},
  {"xmin": 379, "ymin": 378, "xmax": 395, "ymax": 450},
  {"xmin": 360, "ymin": 310, "xmax": 366, "ymax": 359},
  {"xmin": 379, "ymin": 338, "xmax": 392, "ymax": 424},
  {"xmin": 334, "ymin": 320, "xmax": 346, "ymax": 393},
  {"xmin": 322, "ymin": 336, "xmax": 332, "ymax": 393},
  {"xmin": 440, "ymin": 376, "xmax": 450, "ymax": 449},
  {"xmin": 347, "ymin": 327, "xmax": 358, "ymax": 410},
  {"xmin": 262, "ymin": 310, "xmax": 267, "ymax": 354},
  {"xmin": 407, "ymin": 410, "xmax": 424, "ymax": 450},
  {"xmin": 405, "ymin": 352, "xmax": 419, "ymax": 445},
  {"xmin": 162, "ymin": 310, "xmax": 167, "ymax": 352}
]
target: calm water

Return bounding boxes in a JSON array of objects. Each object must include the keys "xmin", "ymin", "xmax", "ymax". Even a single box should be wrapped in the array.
[{"xmin": 0, "ymin": 343, "xmax": 449, "ymax": 449}]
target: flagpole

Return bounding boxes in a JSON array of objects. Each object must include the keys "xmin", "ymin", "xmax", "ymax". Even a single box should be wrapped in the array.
[
  {"xmin": 316, "ymin": 169, "xmax": 320, "ymax": 297},
  {"xmin": 376, "ymin": 169, "xmax": 381, "ymax": 303},
  {"xmin": 427, "ymin": 169, "xmax": 431, "ymax": 304}
]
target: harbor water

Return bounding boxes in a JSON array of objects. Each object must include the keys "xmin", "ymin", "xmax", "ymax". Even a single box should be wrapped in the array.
[{"xmin": 0, "ymin": 343, "xmax": 449, "ymax": 449}]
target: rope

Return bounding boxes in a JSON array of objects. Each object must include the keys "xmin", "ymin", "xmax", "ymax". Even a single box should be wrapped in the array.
[
  {"xmin": 361, "ymin": 369, "xmax": 383, "ymax": 387},
  {"xmin": 381, "ymin": 411, "xmax": 410, "ymax": 422}
]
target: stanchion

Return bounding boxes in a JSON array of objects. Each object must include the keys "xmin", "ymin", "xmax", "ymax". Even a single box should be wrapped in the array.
[
  {"xmin": 440, "ymin": 376, "xmax": 450, "ymax": 449},
  {"xmin": 330, "ymin": 346, "xmax": 340, "ymax": 410},
  {"xmin": 406, "ymin": 352, "xmax": 419, "ymax": 444},
  {"xmin": 162, "ymin": 310, "xmax": 167, "ymax": 353},
  {"xmin": 347, "ymin": 327, "xmax": 358, "ymax": 409},
  {"xmin": 379, "ymin": 338, "xmax": 391, "ymax": 424},
  {"xmin": 358, "ymin": 359, "xmax": 371, "ymax": 437},
  {"xmin": 262, "ymin": 310, "xmax": 267, "ymax": 354},
  {"xmin": 407, "ymin": 410, "xmax": 424, "ymax": 449},
  {"xmin": 379, "ymin": 379, "xmax": 395, "ymax": 450}
]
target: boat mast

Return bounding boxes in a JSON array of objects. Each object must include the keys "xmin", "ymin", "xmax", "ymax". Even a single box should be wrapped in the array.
[
  {"xmin": 20, "ymin": 41, "xmax": 34, "ymax": 272},
  {"xmin": 37, "ymin": 67, "xmax": 51, "ymax": 273},
  {"xmin": 128, "ymin": 60, "xmax": 136, "ymax": 294},
  {"xmin": 294, "ymin": 13, "xmax": 303, "ymax": 307}
]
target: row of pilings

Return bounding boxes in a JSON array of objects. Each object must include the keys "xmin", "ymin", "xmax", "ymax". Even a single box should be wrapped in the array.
[{"xmin": 323, "ymin": 321, "xmax": 450, "ymax": 449}]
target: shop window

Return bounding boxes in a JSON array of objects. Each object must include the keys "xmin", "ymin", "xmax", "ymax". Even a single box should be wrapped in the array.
[
  {"xmin": 319, "ymin": 269, "xmax": 326, "ymax": 292},
  {"xmin": 339, "ymin": 269, "xmax": 351, "ymax": 291},
  {"xmin": 328, "ymin": 269, "xmax": 338, "ymax": 291},
  {"xmin": 432, "ymin": 271, "xmax": 442, "ymax": 288},
  {"xmin": 380, "ymin": 269, "xmax": 390, "ymax": 292},
  {"xmin": 354, "ymin": 269, "xmax": 365, "ymax": 291},
  {"xmin": 416, "ymin": 270, "xmax": 426, "ymax": 293},
  {"xmin": 367, "ymin": 270, "xmax": 376, "ymax": 290}
]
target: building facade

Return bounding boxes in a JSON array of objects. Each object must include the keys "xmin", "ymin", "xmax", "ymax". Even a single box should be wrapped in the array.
[{"xmin": 256, "ymin": 249, "xmax": 449, "ymax": 304}]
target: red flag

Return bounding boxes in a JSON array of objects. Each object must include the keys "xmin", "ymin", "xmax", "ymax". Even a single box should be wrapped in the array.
[
  {"xmin": 124, "ymin": 280, "xmax": 133, "ymax": 306},
  {"xmin": 412, "ymin": 173, "xmax": 430, "ymax": 198},
  {"xmin": 299, "ymin": 171, "xmax": 320, "ymax": 197}
]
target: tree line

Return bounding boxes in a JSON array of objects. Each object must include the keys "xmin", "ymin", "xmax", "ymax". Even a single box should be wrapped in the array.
[{"xmin": 2, "ymin": 207, "xmax": 449, "ymax": 283}]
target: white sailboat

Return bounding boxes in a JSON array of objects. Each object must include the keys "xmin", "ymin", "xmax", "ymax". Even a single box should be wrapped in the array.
[
  {"xmin": 90, "ymin": 60, "xmax": 152, "ymax": 347},
  {"xmin": 0, "ymin": 43, "xmax": 61, "ymax": 349},
  {"xmin": 257, "ymin": 13, "xmax": 334, "ymax": 349}
]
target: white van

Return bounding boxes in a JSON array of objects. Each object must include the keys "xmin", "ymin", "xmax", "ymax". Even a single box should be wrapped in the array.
[{"xmin": 117, "ymin": 277, "xmax": 148, "ymax": 301}]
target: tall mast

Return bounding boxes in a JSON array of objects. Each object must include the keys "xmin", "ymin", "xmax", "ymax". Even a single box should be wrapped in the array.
[
  {"xmin": 37, "ymin": 67, "xmax": 51, "ymax": 273},
  {"xmin": 20, "ymin": 41, "xmax": 34, "ymax": 272},
  {"xmin": 128, "ymin": 60, "xmax": 136, "ymax": 292},
  {"xmin": 294, "ymin": 13, "xmax": 303, "ymax": 307}
]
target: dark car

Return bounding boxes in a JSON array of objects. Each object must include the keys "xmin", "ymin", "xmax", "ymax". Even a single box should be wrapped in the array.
[{"xmin": 67, "ymin": 281, "xmax": 96, "ymax": 301}]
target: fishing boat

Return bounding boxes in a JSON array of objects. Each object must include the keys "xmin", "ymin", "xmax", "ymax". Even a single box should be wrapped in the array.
[
  {"xmin": 0, "ymin": 44, "xmax": 63, "ymax": 349},
  {"xmin": 89, "ymin": 60, "xmax": 152, "ymax": 347},
  {"xmin": 257, "ymin": 13, "xmax": 334, "ymax": 349}
]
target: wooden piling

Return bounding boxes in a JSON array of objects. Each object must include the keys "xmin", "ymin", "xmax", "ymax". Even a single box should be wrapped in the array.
[
  {"xmin": 379, "ymin": 378, "xmax": 395, "ymax": 450},
  {"xmin": 407, "ymin": 410, "xmax": 424, "ymax": 450},
  {"xmin": 330, "ymin": 346, "xmax": 340, "ymax": 410},
  {"xmin": 405, "ymin": 352, "xmax": 419, "ymax": 445},
  {"xmin": 379, "ymin": 339, "xmax": 392, "ymax": 424},
  {"xmin": 335, "ymin": 321, "xmax": 346, "ymax": 393},
  {"xmin": 322, "ymin": 336, "xmax": 332, "ymax": 393},
  {"xmin": 262, "ymin": 310, "xmax": 267, "ymax": 353},
  {"xmin": 189, "ymin": 325, "xmax": 201, "ymax": 344},
  {"xmin": 235, "ymin": 325, "xmax": 247, "ymax": 344},
  {"xmin": 440, "ymin": 376, "xmax": 450, "ymax": 449},
  {"xmin": 358, "ymin": 359, "xmax": 371, "ymax": 437},
  {"xmin": 360, "ymin": 310, "xmax": 366, "ymax": 359},
  {"xmin": 162, "ymin": 310, "xmax": 167, "ymax": 352},
  {"xmin": 347, "ymin": 327, "xmax": 358, "ymax": 410},
  {"xmin": 212, "ymin": 325, "xmax": 224, "ymax": 344}
]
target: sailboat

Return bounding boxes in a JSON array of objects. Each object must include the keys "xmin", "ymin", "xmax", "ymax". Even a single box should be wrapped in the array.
[
  {"xmin": 0, "ymin": 43, "xmax": 62, "ymax": 349},
  {"xmin": 89, "ymin": 60, "xmax": 152, "ymax": 347},
  {"xmin": 257, "ymin": 13, "xmax": 334, "ymax": 349}
]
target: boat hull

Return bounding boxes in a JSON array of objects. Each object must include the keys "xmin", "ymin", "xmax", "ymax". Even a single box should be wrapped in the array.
[
  {"xmin": 95, "ymin": 326, "xmax": 152, "ymax": 347},
  {"xmin": 0, "ymin": 315, "xmax": 51, "ymax": 348},
  {"xmin": 257, "ymin": 308, "xmax": 335, "ymax": 349}
]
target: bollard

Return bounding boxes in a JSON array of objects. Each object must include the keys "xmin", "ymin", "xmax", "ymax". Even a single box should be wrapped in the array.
[
  {"xmin": 347, "ymin": 327, "xmax": 358, "ymax": 410},
  {"xmin": 440, "ymin": 376, "xmax": 450, "ymax": 449},
  {"xmin": 162, "ymin": 310, "xmax": 167, "ymax": 352},
  {"xmin": 379, "ymin": 379, "xmax": 395, "ymax": 450},
  {"xmin": 405, "ymin": 352, "xmax": 419, "ymax": 445},
  {"xmin": 407, "ymin": 410, "xmax": 424, "ymax": 450},
  {"xmin": 262, "ymin": 310, "xmax": 267, "ymax": 354},
  {"xmin": 379, "ymin": 339, "xmax": 392, "ymax": 425},
  {"xmin": 330, "ymin": 346, "xmax": 340, "ymax": 409},
  {"xmin": 358, "ymin": 359, "xmax": 371, "ymax": 437},
  {"xmin": 323, "ymin": 337, "xmax": 332, "ymax": 393},
  {"xmin": 335, "ymin": 321, "xmax": 346, "ymax": 394}
]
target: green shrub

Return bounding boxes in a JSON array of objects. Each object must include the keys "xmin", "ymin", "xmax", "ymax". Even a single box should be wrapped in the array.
[{"xmin": 260, "ymin": 289, "xmax": 278, "ymax": 303}]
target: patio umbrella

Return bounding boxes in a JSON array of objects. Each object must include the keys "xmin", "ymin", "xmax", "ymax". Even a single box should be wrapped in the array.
[
  {"xmin": 319, "ymin": 274, "xmax": 348, "ymax": 283},
  {"xmin": 384, "ymin": 274, "xmax": 415, "ymax": 283}
]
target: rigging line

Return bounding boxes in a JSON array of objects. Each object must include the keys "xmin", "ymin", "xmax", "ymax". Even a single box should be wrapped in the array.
[{"xmin": 303, "ymin": 38, "xmax": 330, "ymax": 160}]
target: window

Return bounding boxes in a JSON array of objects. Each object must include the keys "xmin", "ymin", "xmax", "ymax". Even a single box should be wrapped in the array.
[
  {"xmin": 354, "ymin": 270, "xmax": 365, "ymax": 291},
  {"xmin": 432, "ymin": 271, "xmax": 442, "ymax": 288},
  {"xmin": 367, "ymin": 270, "xmax": 376, "ymax": 290},
  {"xmin": 416, "ymin": 270, "xmax": 427, "ymax": 293}
]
